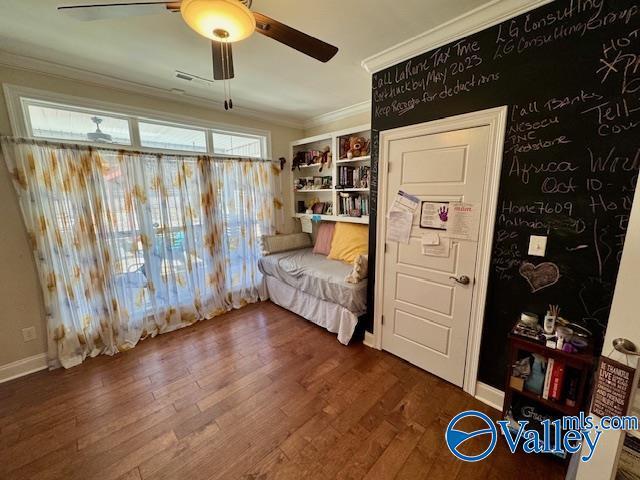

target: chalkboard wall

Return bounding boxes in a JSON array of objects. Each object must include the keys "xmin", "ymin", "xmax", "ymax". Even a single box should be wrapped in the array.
[{"xmin": 368, "ymin": 0, "xmax": 640, "ymax": 389}]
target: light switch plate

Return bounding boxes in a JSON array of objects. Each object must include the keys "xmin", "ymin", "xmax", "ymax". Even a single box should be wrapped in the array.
[{"xmin": 528, "ymin": 235, "xmax": 547, "ymax": 257}]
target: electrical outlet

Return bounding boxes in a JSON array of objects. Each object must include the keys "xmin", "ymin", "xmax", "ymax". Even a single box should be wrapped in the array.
[{"xmin": 22, "ymin": 326, "xmax": 36, "ymax": 342}]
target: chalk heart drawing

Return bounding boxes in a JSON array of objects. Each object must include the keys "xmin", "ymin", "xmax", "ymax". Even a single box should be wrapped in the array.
[{"xmin": 519, "ymin": 262, "xmax": 560, "ymax": 293}]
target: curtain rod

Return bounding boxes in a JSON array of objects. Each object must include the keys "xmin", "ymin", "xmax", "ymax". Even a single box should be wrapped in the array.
[{"xmin": 0, "ymin": 136, "xmax": 278, "ymax": 164}]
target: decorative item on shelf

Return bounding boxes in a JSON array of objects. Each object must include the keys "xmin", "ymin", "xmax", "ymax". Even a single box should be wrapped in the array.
[
  {"xmin": 310, "ymin": 176, "xmax": 332, "ymax": 189},
  {"xmin": 294, "ymin": 177, "xmax": 314, "ymax": 191},
  {"xmin": 570, "ymin": 337, "xmax": 588, "ymax": 351},
  {"xmin": 312, "ymin": 202, "xmax": 325, "ymax": 214},
  {"xmin": 556, "ymin": 326, "xmax": 573, "ymax": 351},
  {"xmin": 292, "ymin": 151, "xmax": 306, "ymax": 171},
  {"xmin": 544, "ymin": 304, "xmax": 560, "ymax": 334},
  {"xmin": 512, "ymin": 322, "xmax": 544, "ymax": 342},
  {"xmin": 292, "ymin": 147, "xmax": 332, "ymax": 170},
  {"xmin": 524, "ymin": 353, "xmax": 547, "ymax": 395},
  {"xmin": 519, "ymin": 312, "xmax": 539, "ymax": 328},
  {"xmin": 510, "ymin": 357, "xmax": 531, "ymax": 392},
  {"xmin": 305, "ymin": 197, "xmax": 320, "ymax": 212},
  {"xmin": 297, "ymin": 201, "xmax": 306, "ymax": 214},
  {"xmin": 343, "ymin": 136, "xmax": 370, "ymax": 159},
  {"xmin": 318, "ymin": 146, "xmax": 331, "ymax": 172},
  {"xmin": 359, "ymin": 169, "xmax": 369, "ymax": 189}
]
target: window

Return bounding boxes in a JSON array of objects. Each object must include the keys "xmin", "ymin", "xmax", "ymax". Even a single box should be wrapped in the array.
[
  {"xmin": 212, "ymin": 131, "xmax": 263, "ymax": 158},
  {"xmin": 139, "ymin": 121, "xmax": 207, "ymax": 153},
  {"xmin": 14, "ymin": 91, "xmax": 269, "ymax": 158},
  {"xmin": 27, "ymin": 103, "xmax": 131, "ymax": 145}
]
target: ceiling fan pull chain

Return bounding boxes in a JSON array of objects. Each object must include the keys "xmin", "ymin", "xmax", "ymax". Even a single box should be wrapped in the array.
[
  {"xmin": 225, "ymin": 41, "xmax": 233, "ymax": 109},
  {"xmin": 221, "ymin": 41, "xmax": 229, "ymax": 110}
]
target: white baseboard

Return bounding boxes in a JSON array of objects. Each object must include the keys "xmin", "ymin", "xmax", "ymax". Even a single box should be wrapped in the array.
[
  {"xmin": 475, "ymin": 381, "xmax": 504, "ymax": 411},
  {"xmin": 0, "ymin": 353, "xmax": 48, "ymax": 384},
  {"xmin": 363, "ymin": 331, "xmax": 378, "ymax": 349}
]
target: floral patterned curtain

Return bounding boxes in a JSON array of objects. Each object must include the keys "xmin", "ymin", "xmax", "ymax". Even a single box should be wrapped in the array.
[{"xmin": 1, "ymin": 137, "xmax": 281, "ymax": 369}]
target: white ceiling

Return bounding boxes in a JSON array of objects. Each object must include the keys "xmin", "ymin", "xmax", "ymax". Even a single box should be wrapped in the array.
[{"xmin": 0, "ymin": 0, "xmax": 489, "ymax": 123}]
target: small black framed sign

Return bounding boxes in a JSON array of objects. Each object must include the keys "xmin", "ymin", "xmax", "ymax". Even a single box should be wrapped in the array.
[
  {"xmin": 591, "ymin": 357, "xmax": 636, "ymax": 418},
  {"xmin": 419, "ymin": 201, "xmax": 449, "ymax": 230}
]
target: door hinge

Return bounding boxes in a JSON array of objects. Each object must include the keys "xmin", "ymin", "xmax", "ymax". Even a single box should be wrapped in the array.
[
  {"xmin": 381, "ymin": 315, "xmax": 385, "ymax": 325},
  {"xmin": 385, "ymin": 243, "xmax": 388, "ymax": 253}
]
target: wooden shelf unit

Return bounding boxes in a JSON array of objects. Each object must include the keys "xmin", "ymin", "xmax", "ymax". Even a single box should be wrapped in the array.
[
  {"xmin": 290, "ymin": 124, "xmax": 371, "ymax": 224},
  {"xmin": 502, "ymin": 333, "xmax": 596, "ymax": 420}
]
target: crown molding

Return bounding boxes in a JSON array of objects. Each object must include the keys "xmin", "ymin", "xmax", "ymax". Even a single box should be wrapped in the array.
[
  {"xmin": 303, "ymin": 100, "xmax": 371, "ymax": 130},
  {"xmin": 0, "ymin": 50, "xmax": 304, "ymax": 129},
  {"xmin": 361, "ymin": 0, "xmax": 553, "ymax": 74}
]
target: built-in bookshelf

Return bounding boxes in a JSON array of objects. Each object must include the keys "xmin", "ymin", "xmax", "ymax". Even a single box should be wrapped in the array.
[{"xmin": 290, "ymin": 124, "xmax": 371, "ymax": 225}]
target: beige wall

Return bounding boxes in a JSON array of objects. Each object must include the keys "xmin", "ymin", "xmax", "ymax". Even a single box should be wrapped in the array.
[
  {"xmin": 0, "ymin": 64, "xmax": 303, "ymax": 367},
  {"xmin": 303, "ymin": 110, "xmax": 371, "ymax": 138}
]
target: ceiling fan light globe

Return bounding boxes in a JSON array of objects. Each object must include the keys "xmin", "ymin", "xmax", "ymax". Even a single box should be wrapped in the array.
[{"xmin": 181, "ymin": 0, "xmax": 256, "ymax": 42}]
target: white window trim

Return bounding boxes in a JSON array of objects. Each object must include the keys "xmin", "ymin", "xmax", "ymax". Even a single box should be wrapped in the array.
[
  {"xmin": 2, "ymin": 84, "xmax": 272, "ymax": 159},
  {"xmin": 137, "ymin": 117, "xmax": 208, "ymax": 153}
]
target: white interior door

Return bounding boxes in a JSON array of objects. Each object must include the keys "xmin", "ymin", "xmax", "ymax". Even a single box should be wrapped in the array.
[
  {"xmin": 380, "ymin": 124, "xmax": 492, "ymax": 387},
  {"xmin": 574, "ymin": 185, "xmax": 640, "ymax": 480}
]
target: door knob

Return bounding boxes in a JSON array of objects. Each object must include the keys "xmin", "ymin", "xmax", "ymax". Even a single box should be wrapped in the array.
[
  {"xmin": 449, "ymin": 275, "xmax": 470, "ymax": 285},
  {"xmin": 613, "ymin": 338, "xmax": 640, "ymax": 356}
]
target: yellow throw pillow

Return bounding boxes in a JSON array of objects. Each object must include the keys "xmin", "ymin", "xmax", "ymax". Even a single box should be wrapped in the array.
[{"xmin": 328, "ymin": 222, "xmax": 369, "ymax": 264}]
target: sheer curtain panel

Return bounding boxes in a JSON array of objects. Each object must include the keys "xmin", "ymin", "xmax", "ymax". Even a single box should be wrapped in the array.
[{"xmin": 1, "ymin": 137, "xmax": 281, "ymax": 368}]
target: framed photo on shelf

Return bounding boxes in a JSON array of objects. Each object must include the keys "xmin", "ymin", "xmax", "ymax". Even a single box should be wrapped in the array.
[{"xmin": 312, "ymin": 202, "xmax": 326, "ymax": 214}]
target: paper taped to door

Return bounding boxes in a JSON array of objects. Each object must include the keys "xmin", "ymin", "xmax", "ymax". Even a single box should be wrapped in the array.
[
  {"xmin": 387, "ymin": 210, "xmax": 413, "ymax": 244},
  {"xmin": 421, "ymin": 235, "xmax": 450, "ymax": 257}
]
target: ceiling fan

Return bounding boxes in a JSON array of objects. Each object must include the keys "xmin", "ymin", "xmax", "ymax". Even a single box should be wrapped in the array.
[{"xmin": 57, "ymin": 0, "xmax": 339, "ymax": 110}]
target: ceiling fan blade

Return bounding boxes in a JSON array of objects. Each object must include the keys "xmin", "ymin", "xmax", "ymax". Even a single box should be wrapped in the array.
[
  {"xmin": 212, "ymin": 41, "xmax": 234, "ymax": 80},
  {"xmin": 252, "ymin": 12, "xmax": 338, "ymax": 63},
  {"xmin": 58, "ymin": 2, "xmax": 180, "ymax": 21}
]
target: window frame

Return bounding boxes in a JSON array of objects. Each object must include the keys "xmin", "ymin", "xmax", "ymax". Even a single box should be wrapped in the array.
[
  {"xmin": 211, "ymin": 129, "xmax": 265, "ymax": 158},
  {"xmin": 137, "ymin": 118, "xmax": 208, "ymax": 154},
  {"xmin": 24, "ymin": 98, "xmax": 134, "ymax": 146},
  {"xmin": 3, "ymin": 84, "xmax": 272, "ymax": 159}
]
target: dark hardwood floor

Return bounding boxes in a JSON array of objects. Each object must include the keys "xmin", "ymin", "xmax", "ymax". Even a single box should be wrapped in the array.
[{"xmin": 0, "ymin": 301, "xmax": 566, "ymax": 479}]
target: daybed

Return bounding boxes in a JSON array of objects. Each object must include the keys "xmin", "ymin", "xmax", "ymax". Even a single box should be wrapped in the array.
[{"xmin": 258, "ymin": 228, "xmax": 368, "ymax": 345}]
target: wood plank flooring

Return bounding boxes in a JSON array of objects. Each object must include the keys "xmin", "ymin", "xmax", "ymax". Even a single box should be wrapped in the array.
[{"xmin": 0, "ymin": 302, "xmax": 566, "ymax": 479}]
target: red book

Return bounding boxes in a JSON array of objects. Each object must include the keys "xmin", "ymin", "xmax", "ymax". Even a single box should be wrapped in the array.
[{"xmin": 549, "ymin": 361, "xmax": 566, "ymax": 401}]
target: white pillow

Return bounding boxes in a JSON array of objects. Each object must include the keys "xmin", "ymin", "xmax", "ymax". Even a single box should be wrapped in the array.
[{"xmin": 260, "ymin": 233, "xmax": 312, "ymax": 255}]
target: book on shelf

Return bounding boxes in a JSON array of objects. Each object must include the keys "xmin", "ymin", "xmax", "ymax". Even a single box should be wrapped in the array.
[
  {"xmin": 549, "ymin": 361, "xmax": 566, "ymax": 401},
  {"xmin": 338, "ymin": 192, "xmax": 369, "ymax": 217},
  {"xmin": 539, "ymin": 358, "xmax": 567, "ymax": 402},
  {"xmin": 337, "ymin": 165, "xmax": 370, "ymax": 189},
  {"xmin": 564, "ymin": 368, "xmax": 579, "ymax": 407},
  {"xmin": 542, "ymin": 358, "xmax": 554, "ymax": 400}
]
